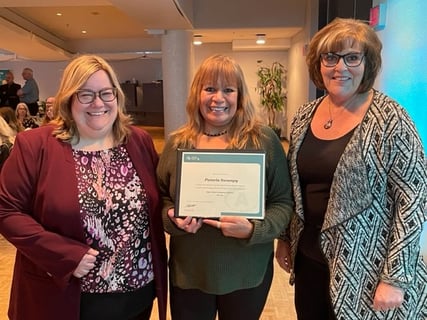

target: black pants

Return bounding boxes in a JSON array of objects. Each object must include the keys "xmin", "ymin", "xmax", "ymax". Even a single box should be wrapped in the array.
[
  {"xmin": 80, "ymin": 282, "xmax": 155, "ymax": 320},
  {"xmin": 26, "ymin": 102, "xmax": 39, "ymax": 116},
  {"xmin": 294, "ymin": 252, "xmax": 336, "ymax": 320},
  {"xmin": 170, "ymin": 257, "xmax": 273, "ymax": 320}
]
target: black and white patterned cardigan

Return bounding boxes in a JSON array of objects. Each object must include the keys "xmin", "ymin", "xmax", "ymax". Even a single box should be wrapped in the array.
[{"xmin": 287, "ymin": 90, "xmax": 427, "ymax": 319}]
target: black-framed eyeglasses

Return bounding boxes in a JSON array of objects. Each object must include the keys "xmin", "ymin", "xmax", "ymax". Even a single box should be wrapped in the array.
[
  {"xmin": 320, "ymin": 52, "xmax": 365, "ymax": 67},
  {"xmin": 75, "ymin": 88, "xmax": 118, "ymax": 104}
]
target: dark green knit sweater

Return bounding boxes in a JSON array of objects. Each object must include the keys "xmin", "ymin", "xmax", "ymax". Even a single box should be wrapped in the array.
[{"xmin": 157, "ymin": 126, "xmax": 294, "ymax": 294}]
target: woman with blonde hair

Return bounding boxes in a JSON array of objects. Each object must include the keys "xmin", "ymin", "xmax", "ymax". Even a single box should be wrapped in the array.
[
  {"xmin": 0, "ymin": 116, "xmax": 15, "ymax": 170},
  {"xmin": 0, "ymin": 54, "xmax": 167, "ymax": 320},
  {"xmin": 15, "ymin": 102, "xmax": 39, "ymax": 129},
  {"xmin": 157, "ymin": 54, "xmax": 294, "ymax": 319}
]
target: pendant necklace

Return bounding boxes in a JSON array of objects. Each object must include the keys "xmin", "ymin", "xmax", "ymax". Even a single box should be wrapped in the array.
[
  {"xmin": 323, "ymin": 98, "xmax": 345, "ymax": 130},
  {"xmin": 203, "ymin": 129, "xmax": 228, "ymax": 137},
  {"xmin": 323, "ymin": 91, "xmax": 371, "ymax": 130}
]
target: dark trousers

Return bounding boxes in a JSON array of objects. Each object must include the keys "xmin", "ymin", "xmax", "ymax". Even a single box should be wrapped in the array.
[
  {"xmin": 26, "ymin": 102, "xmax": 39, "ymax": 116},
  {"xmin": 294, "ymin": 252, "xmax": 336, "ymax": 320},
  {"xmin": 80, "ymin": 282, "xmax": 155, "ymax": 320},
  {"xmin": 170, "ymin": 257, "xmax": 273, "ymax": 320}
]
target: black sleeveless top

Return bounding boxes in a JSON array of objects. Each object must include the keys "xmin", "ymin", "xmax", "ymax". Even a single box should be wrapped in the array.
[{"xmin": 296, "ymin": 126, "xmax": 354, "ymax": 263}]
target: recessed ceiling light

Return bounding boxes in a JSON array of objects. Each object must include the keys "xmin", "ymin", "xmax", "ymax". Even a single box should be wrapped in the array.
[
  {"xmin": 56, "ymin": 12, "xmax": 62, "ymax": 16},
  {"xmin": 193, "ymin": 35, "xmax": 203, "ymax": 45},
  {"xmin": 256, "ymin": 34, "xmax": 266, "ymax": 45},
  {"xmin": 81, "ymin": 30, "xmax": 87, "ymax": 34}
]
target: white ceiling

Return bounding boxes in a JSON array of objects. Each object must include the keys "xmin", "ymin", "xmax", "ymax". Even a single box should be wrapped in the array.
[{"xmin": 0, "ymin": 0, "xmax": 307, "ymax": 61}]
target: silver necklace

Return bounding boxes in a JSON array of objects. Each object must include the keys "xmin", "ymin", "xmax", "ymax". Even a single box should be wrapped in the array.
[
  {"xmin": 323, "ymin": 98, "xmax": 345, "ymax": 130},
  {"xmin": 323, "ymin": 91, "xmax": 371, "ymax": 130},
  {"xmin": 324, "ymin": 99, "xmax": 334, "ymax": 129}
]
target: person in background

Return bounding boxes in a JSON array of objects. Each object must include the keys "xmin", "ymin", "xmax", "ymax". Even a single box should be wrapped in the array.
[
  {"xmin": 157, "ymin": 54, "xmax": 294, "ymax": 320},
  {"xmin": 0, "ymin": 71, "xmax": 21, "ymax": 110},
  {"xmin": 15, "ymin": 102, "xmax": 39, "ymax": 130},
  {"xmin": 17, "ymin": 67, "xmax": 39, "ymax": 116},
  {"xmin": 275, "ymin": 18, "xmax": 427, "ymax": 319},
  {"xmin": 0, "ymin": 106, "xmax": 24, "ymax": 135},
  {"xmin": 0, "ymin": 54, "xmax": 167, "ymax": 320},
  {"xmin": 0, "ymin": 116, "xmax": 15, "ymax": 170},
  {"xmin": 41, "ymin": 96, "xmax": 56, "ymax": 125}
]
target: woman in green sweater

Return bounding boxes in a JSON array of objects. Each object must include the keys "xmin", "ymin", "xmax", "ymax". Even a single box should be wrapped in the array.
[{"xmin": 157, "ymin": 54, "xmax": 294, "ymax": 320}]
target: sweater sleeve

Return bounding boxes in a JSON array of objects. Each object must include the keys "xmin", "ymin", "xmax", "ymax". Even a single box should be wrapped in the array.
[
  {"xmin": 156, "ymin": 138, "xmax": 188, "ymax": 236},
  {"xmin": 247, "ymin": 127, "xmax": 294, "ymax": 245},
  {"xmin": 379, "ymin": 104, "xmax": 427, "ymax": 289}
]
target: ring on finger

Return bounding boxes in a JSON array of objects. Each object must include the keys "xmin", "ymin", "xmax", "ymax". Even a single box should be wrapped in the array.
[{"xmin": 217, "ymin": 221, "xmax": 221, "ymax": 229}]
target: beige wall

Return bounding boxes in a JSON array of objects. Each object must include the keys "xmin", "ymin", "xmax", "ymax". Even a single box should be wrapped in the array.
[
  {"xmin": 193, "ymin": 43, "xmax": 288, "ymax": 136},
  {"xmin": 0, "ymin": 58, "xmax": 163, "ymax": 103},
  {"xmin": 0, "ymin": 0, "xmax": 319, "ymax": 138}
]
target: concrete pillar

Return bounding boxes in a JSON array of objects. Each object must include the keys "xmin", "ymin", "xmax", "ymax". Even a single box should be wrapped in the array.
[{"xmin": 161, "ymin": 30, "xmax": 193, "ymax": 139}]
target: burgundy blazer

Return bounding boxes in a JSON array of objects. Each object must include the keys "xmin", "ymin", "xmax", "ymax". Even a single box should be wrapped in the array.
[{"xmin": 0, "ymin": 125, "xmax": 167, "ymax": 320}]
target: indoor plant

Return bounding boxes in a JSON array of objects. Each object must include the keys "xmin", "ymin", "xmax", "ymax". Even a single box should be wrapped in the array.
[{"xmin": 256, "ymin": 61, "xmax": 287, "ymax": 138}]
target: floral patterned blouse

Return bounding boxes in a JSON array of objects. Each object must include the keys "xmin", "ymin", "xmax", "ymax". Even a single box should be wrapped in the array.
[
  {"xmin": 73, "ymin": 145, "xmax": 153, "ymax": 293},
  {"xmin": 21, "ymin": 117, "xmax": 39, "ymax": 129}
]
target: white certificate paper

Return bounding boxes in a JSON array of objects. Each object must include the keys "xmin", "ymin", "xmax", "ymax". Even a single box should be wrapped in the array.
[{"xmin": 175, "ymin": 150, "xmax": 265, "ymax": 219}]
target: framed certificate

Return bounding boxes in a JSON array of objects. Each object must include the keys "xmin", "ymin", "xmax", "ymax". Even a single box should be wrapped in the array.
[{"xmin": 175, "ymin": 149, "xmax": 266, "ymax": 219}]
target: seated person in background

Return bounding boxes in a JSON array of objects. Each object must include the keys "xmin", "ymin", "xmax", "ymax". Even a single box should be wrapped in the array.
[
  {"xmin": 0, "ymin": 116, "xmax": 15, "ymax": 170},
  {"xmin": 42, "ymin": 96, "xmax": 56, "ymax": 125},
  {"xmin": 0, "ymin": 71, "xmax": 21, "ymax": 110},
  {"xmin": 15, "ymin": 102, "xmax": 39, "ymax": 130},
  {"xmin": 0, "ymin": 106, "xmax": 24, "ymax": 134}
]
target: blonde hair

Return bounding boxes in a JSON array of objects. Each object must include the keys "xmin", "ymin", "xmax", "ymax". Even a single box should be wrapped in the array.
[
  {"xmin": 0, "ymin": 116, "xmax": 15, "ymax": 145},
  {"xmin": 0, "ymin": 106, "xmax": 24, "ymax": 134},
  {"xmin": 51, "ymin": 54, "xmax": 132, "ymax": 144},
  {"xmin": 170, "ymin": 54, "xmax": 263, "ymax": 149},
  {"xmin": 306, "ymin": 18, "xmax": 382, "ymax": 93},
  {"xmin": 15, "ymin": 102, "xmax": 31, "ymax": 119}
]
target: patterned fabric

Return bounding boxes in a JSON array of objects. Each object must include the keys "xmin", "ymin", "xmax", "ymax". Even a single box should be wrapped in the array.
[
  {"xmin": 73, "ymin": 145, "xmax": 154, "ymax": 293},
  {"xmin": 21, "ymin": 117, "xmax": 39, "ymax": 129},
  {"xmin": 287, "ymin": 90, "xmax": 427, "ymax": 319}
]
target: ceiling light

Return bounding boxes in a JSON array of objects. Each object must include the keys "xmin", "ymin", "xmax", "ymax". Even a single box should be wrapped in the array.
[
  {"xmin": 256, "ymin": 34, "xmax": 266, "ymax": 45},
  {"xmin": 193, "ymin": 35, "xmax": 203, "ymax": 45}
]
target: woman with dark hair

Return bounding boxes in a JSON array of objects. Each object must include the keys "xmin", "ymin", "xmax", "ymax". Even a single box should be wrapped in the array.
[
  {"xmin": 0, "ymin": 106, "xmax": 24, "ymax": 134},
  {"xmin": 276, "ymin": 18, "xmax": 427, "ymax": 319}
]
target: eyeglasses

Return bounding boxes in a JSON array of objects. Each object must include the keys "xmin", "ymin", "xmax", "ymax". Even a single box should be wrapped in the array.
[
  {"xmin": 320, "ymin": 52, "xmax": 365, "ymax": 67},
  {"xmin": 75, "ymin": 88, "xmax": 118, "ymax": 104}
]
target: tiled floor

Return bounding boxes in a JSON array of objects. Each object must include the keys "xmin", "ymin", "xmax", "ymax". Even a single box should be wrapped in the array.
[{"xmin": 0, "ymin": 126, "xmax": 296, "ymax": 320}]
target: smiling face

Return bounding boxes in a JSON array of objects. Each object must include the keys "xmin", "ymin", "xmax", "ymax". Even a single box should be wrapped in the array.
[
  {"xmin": 71, "ymin": 70, "xmax": 118, "ymax": 142},
  {"xmin": 199, "ymin": 80, "xmax": 238, "ymax": 133},
  {"xmin": 320, "ymin": 44, "xmax": 365, "ymax": 102}
]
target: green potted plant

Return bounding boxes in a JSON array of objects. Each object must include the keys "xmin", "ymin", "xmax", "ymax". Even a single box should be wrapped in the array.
[{"xmin": 256, "ymin": 61, "xmax": 287, "ymax": 138}]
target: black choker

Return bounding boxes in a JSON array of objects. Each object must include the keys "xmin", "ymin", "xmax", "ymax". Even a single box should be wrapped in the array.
[{"xmin": 203, "ymin": 130, "xmax": 227, "ymax": 137}]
